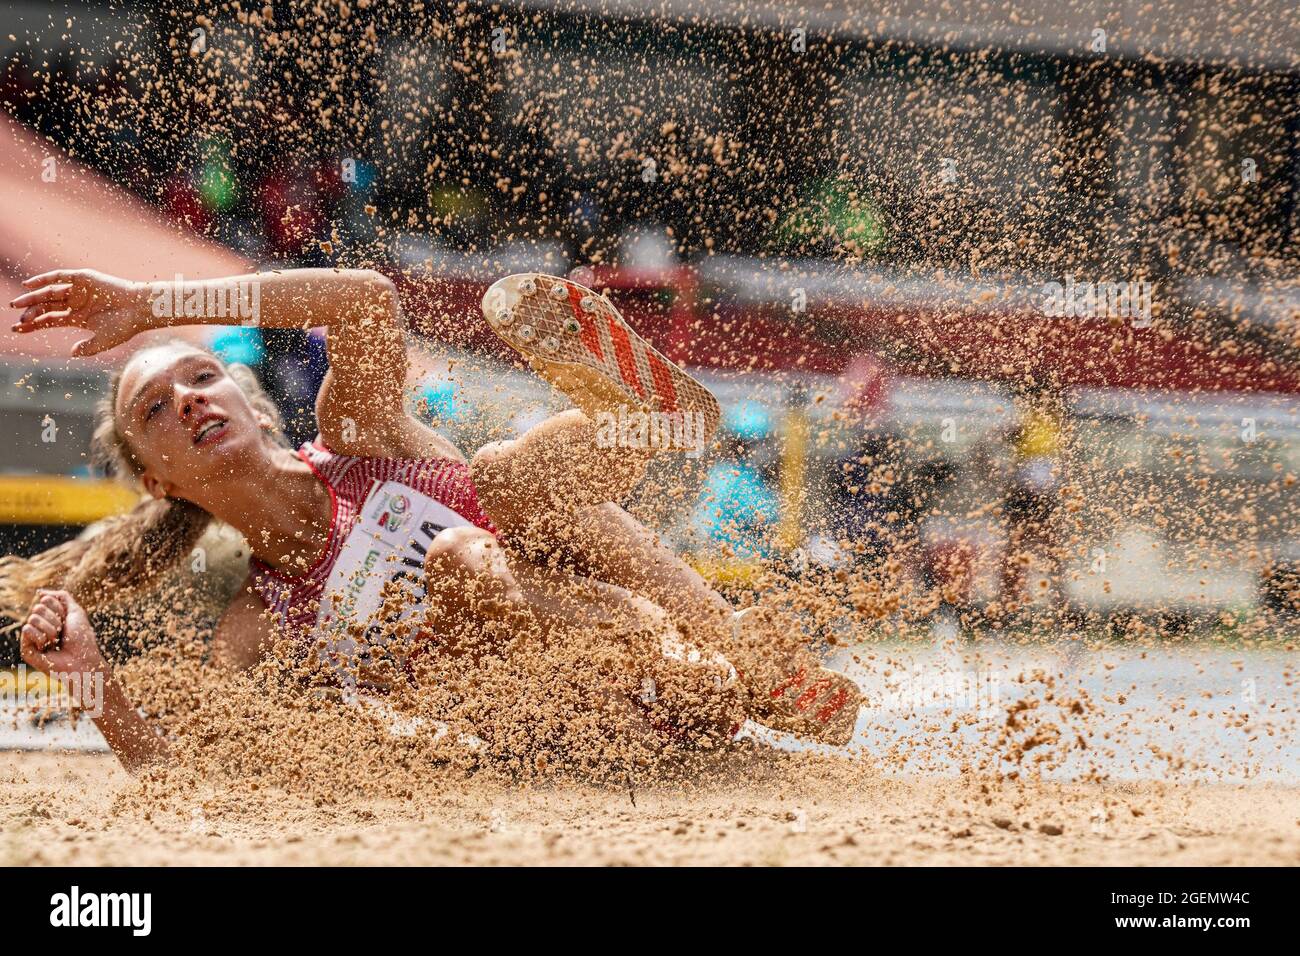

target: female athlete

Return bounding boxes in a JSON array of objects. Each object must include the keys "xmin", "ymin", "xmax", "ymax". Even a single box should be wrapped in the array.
[{"xmin": 4, "ymin": 267, "xmax": 861, "ymax": 770}]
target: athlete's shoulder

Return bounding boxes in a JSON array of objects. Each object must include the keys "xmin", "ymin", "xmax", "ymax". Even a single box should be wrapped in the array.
[
  {"xmin": 302, "ymin": 434, "xmax": 334, "ymax": 459},
  {"xmin": 299, "ymin": 435, "xmax": 359, "ymax": 477}
]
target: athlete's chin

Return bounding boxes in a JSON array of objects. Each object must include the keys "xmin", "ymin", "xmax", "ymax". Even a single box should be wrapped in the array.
[{"xmin": 189, "ymin": 425, "xmax": 257, "ymax": 463}]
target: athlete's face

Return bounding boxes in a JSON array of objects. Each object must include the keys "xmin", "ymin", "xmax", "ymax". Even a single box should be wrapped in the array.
[{"xmin": 114, "ymin": 344, "xmax": 271, "ymax": 500}]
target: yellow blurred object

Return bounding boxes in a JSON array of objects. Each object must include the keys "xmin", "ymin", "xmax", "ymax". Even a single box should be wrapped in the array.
[
  {"xmin": 0, "ymin": 476, "xmax": 138, "ymax": 525},
  {"xmin": 689, "ymin": 555, "xmax": 763, "ymax": 589},
  {"xmin": 0, "ymin": 666, "xmax": 56, "ymax": 695},
  {"xmin": 1015, "ymin": 406, "xmax": 1064, "ymax": 460}
]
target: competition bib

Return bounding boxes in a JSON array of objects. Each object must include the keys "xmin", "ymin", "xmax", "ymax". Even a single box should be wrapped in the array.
[{"xmin": 316, "ymin": 479, "xmax": 476, "ymax": 683}]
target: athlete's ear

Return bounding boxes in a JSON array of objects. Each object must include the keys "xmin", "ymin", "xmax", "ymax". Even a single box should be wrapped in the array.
[
  {"xmin": 256, "ymin": 411, "xmax": 274, "ymax": 432},
  {"xmin": 139, "ymin": 471, "xmax": 172, "ymax": 500}
]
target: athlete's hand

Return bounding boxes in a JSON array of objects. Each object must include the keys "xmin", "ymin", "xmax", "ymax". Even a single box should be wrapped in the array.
[
  {"xmin": 20, "ymin": 590, "xmax": 109, "ymax": 678},
  {"xmin": 9, "ymin": 269, "xmax": 148, "ymax": 356}
]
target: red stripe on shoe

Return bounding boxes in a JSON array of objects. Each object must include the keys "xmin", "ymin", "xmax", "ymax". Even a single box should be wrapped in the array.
[
  {"xmin": 770, "ymin": 667, "xmax": 807, "ymax": 700},
  {"xmin": 565, "ymin": 283, "xmax": 605, "ymax": 362},
  {"xmin": 646, "ymin": 350, "xmax": 680, "ymax": 413},
  {"xmin": 815, "ymin": 686, "xmax": 853, "ymax": 725},
  {"xmin": 607, "ymin": 316, "xmax": 647, "ymax": 399},
  {"xmin": 795, "ymin": 678, "xmax": 834, "ymax": 712}
]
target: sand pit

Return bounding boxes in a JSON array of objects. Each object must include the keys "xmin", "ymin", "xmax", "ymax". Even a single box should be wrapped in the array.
[
  {"xmin": 3, "ymin": 750, "xmax": 1297, "ymax": 866},
  {"xmin": 3, "ymin": 628, "xmax": 1296, "ymax": 867}
]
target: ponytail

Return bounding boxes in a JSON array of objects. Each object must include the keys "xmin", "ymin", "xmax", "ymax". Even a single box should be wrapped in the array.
[{"xmin": 0, "ymin": 497, "xmax": 212, "ymax": 624}]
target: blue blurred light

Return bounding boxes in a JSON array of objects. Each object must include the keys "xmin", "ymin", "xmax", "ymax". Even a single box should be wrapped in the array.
[
  {"xmin": 348, "ymin": 159, "xmax": 377, "ymax": 190},
  {"xmin": 723, "ymin": 400, "xmax": 772, "ymax": 440},
  {"xmin": 208, "ymin": 327, "xmax": 265, "ymax": 366},
  {"xmin": 414, "ymin": 380, "xmax": 459, "ymax": 422}
]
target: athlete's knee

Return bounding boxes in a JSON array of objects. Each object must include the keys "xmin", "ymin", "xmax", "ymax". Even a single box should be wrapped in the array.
[
  {"xmin": 472, "ymin": 411, "xmax": 590, "ymax": 484},
  {"xmin": 469, "ymin": 439, "xmax": 515, "ymax": 481},
  {"xmin": 424, "ymin": 526, "xmax": 499, "ymax": 575},
  {"xmin": 423, "ymin": 526, "xmax": 522, "ymax": 618},
  {"xmin": 471, "ymin": 451, "xmax": 570, "ymax": 547},
  {"xmin": 470, "ymin": 440, "xmax": 529, "ymax": 528},
  {"xmin": 544, "ymin": 408, "xmax": 591, "ymax": 433}
]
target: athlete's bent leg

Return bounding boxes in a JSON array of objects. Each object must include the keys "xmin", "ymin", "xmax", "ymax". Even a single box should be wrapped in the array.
[
  {"xmin": 418, "ymin": 526, "xmax": 742, "ymax": 742},
  {"xmin": 471, "ymin": 411, "xmax": 728, "ymax": 627}
]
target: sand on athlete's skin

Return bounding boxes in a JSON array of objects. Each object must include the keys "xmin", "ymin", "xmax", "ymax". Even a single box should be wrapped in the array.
[{"xmin": 3, "ymin": 751, "xmax": 1297, "ymax": 866}]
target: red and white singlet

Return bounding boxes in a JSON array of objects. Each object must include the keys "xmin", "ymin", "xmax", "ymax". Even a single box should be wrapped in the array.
[{"xmin": 249, "ymin": 440, "xmax": 497, "ymax": 674}]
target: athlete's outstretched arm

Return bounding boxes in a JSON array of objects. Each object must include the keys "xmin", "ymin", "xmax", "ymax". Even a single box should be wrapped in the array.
[{"xmin": 10, "ymin": 267, "xmax": 463, "ymax": 461}]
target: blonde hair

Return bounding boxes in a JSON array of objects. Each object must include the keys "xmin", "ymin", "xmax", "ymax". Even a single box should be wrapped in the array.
[{"xmin": 0, "ymin": 341, "xmax": 288, "ymax": 625}]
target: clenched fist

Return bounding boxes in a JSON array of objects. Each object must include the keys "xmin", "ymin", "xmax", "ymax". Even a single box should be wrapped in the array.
[{"xmin": 20, "ymin": 589, "xmax": 109, "ymax": 678}]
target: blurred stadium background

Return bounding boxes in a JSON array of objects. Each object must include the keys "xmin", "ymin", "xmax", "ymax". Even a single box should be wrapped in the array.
[{"xmin": 0, "ymin": 0, "xmax": 1297, "ymax": 671}]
